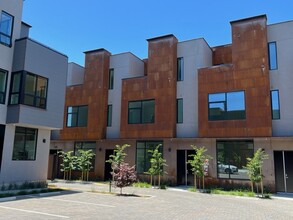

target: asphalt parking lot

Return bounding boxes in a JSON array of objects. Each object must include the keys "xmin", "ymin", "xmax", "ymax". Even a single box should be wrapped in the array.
[{"xmin": 0, "ymin": 182, "xmax": 293, "ymax": 220}]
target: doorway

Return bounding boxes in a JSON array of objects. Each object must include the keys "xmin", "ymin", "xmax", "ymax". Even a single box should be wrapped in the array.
[
  {"xmin": 177, "ymin": 150, "xmax": 194, "ymax": 185},
  {"xmin": 47, "ymin": 149, "xmax": 61, "ymax": 180},
  {"xmin": 274, "ymin": 151, "xmax": 293, "ymax": 193},
  {"xmin": 0, "ymin": 125, "xmax": 5, "ymax": 171},
  {"xmin": 104, "ymin": 149, "xmax": 114, "ymax": 181}
]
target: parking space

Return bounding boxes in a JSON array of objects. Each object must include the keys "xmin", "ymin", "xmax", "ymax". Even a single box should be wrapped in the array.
[{"xmin": 1, "ymin": 183, "xmax": 293, "ymax": 219}]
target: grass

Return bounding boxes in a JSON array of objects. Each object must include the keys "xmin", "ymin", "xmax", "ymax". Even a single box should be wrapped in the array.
[
  {"xmin": 211, "ymin": 189, "xmax": 255, "ymax": 197},
  {"xmin": 132, "ymin": 182, "xmax": 152, "ymax": 188}
]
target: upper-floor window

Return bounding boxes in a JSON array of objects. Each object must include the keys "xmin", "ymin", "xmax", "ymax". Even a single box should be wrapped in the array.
[
  {"xmin": 9, "ymin": 71, "xmax": 48, "ymax": 109},
  {"xmin": 12, "ymin": 127, "xmax": 38, "ymax": 161},
  {"xmin": 268, "ymin": 42, "xmax": 278, "ymax": 70},
  {"xmin": 271, "ymin": 90, "xmax": 280, "ymax": 120},
  {"xmin": 0, "ymin": 11, "xmax": 14, "ymax": 47},
  {"xmin": 0, "ymin": 69, "xmax": 8, "ymax": 104},
  {"xmin": 107, "ymin": 104, "xmax": 112, "ymax": 127},
  {"xmin": 66, "ymin": 105, "xmax": 88, "ymax": 127},
  {"xmin": 177, "ymin": 57, "xmax": 184, "ymax": 81},
  {"xmin": 208, "ymin": 91, "xmax": 246, "ymax": 121},
  {"xmin": 109, "ymin": 68, "xmax": 114, "ymax": 90},
  {"xmin": 177, "ymin": 98, "xmax": 183, "ymax": 123},
  {"xmin": 128, "ymin": 99, "xmax": 155, "ymax": 124}
]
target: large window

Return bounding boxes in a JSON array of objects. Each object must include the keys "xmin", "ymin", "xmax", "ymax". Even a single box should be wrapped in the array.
[
  {"xmin": 74, "ymin": 142, "xmax": 96, "ymax": 171},
  {"xmin": 177, "ymin": 57, "xmax": 184, "ymax": 81},
  {"xmin": 9, "ymin": 71, "xmax": 48, "ymax": 109},
  {"xmin": 108, "ymin": 68, "xmax": 114, "ymax": 90},
  {"xmin": 12, "ymin": 127, "xmax": 38, "ymax": 161},
  {"xmin": 268, "ymin": 42, "xmax": 278, "ymax": 70},
  {"xmin": 136, "ymin": 141, "xmax": 163, "ymax": 173},
  {"xmin": 271, "ymin": 90, "xmax": 280, "ymax": 120},
  {"xmin": 128, "ymin": 99, "xmax": 155, "ymax": 124},
  {"xmin": 217, "ymin": 140, "xmax": 254, "ymax": 180},
  {"xmin": 107, "ymin": 104, "xmax": 112, "ymax": 127},
  {"xmin": 208, "ymin": 91, "xmax": 245, "ymax": 121},
  {"xmin": 0, "ymin": 69, "xmax": 8, "ymax": 104},
  {"xmin": 0, "ymin": 11, "xmax": 14, "ymax": 46},
  {"xmin": 177, "ymin": 98, "xmax": 183, "ymax": 123},
  {"xmin": 67, "ymin": 105, "xmax": 88, "ymax": 127}
]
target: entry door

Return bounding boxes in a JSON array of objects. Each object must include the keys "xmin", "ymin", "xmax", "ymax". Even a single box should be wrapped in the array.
[
  {"xmin": 274, "ymin": 151, "xmax": 293, "ymax": 193},
  {"xmin": 47, "ymin": 149, "xmax": 60, "ymax": 180},
  {"xmin": 104, "ymin": 149, "xmax": 114, "ymax": 181},
  {"xmin": 0, "ymin": 125, "xmax": 5, "ymax": 171},
  {"xmin": 177, "ymin": 150, "xmax": 194, "ymax": 185}
]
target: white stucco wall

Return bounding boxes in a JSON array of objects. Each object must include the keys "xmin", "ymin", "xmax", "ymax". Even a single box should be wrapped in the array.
[
  {"xmin": 67, "ymin": 62, "xmax": 84, "ymax": 86},
  {"xmin": 107, "ymin": 53, "xmax": 144, "ymax": 138},
  {"xmin": 268, "ymin": 21, "xmax": 293, "ymax": 136},
  {"xmin": 176, "ymin": 38, "xmax": 212, "ymax": 138}
]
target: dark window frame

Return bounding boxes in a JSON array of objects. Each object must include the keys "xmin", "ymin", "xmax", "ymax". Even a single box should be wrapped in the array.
[
  {"xmin": 107, "ymin": 104, "xmax": 112, "ymax": 127},
  {"xmin": 176, "ymin": 98, "xmax": 183, "ymax": 123},
  {"xmin": 0, "ymin": 11, "xmax": 14, "ymax": 47},
  {"xmin": 208, "ymin": 90, "xmax": 246, "ymax": 121},
  {"xmin": 177, "ymin": 57, "xmax": 184, "ymax": 81},
  {"xmin": 268, "ymin": 42, "xmax": 278, "ymax": 70},
  {"xmin": 108, "ymin": 68, "xmax": 114, "ymax": 90},
  {"xmin": 66, "ymin": 105, "xmax": 88, "ymax": 127},
  {"xmin": 0, "ymin": 68, "xmax": 8, "ymax": 104},
  {"xmin": 12, "ymin": 127, "xmax": 38, "ymax": 161},
  {"xmin": 271, "ymin": 90, "xmax": 280, "ymax": 120},
  {"xmin": 128, "ymin": 99, "xmax": 155, "ymax": 124}
]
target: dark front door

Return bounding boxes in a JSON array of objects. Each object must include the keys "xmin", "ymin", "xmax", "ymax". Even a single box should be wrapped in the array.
[
  {"xmin": 0, "ymin": 125, "xmax": 5, "ymax": 171},
  {"xmin": 48, "ymin": 149, "xmax": 61, "ymax": 180},
  {"xmin": 104, "ymin": 149, "xmax": 114, "ymax": 181},
  {"xmin": 177, "ymin": 150, "xmax": 195, "ymax": 185},
  {"xmin": 274, "ymin": 151, "xmax": 293, "ymax": 193}
]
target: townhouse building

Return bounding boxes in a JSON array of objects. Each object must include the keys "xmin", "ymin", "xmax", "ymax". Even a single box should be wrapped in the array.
[
  {"xmin": 51, "ymin": 15, "xmax": 293, "ymax": 193},
  {"xmin": 0, "ymin": 0, "xmax": 67, "ymax": 183}
]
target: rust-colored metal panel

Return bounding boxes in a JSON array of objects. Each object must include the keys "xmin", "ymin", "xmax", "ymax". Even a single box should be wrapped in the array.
[
  {"xmin": 199, "ymin": 15, "xmax": 272, "ymax": 138},
  {"xmin": 212, "ymin": 45, "xmax": 232, "ymax": 65}
]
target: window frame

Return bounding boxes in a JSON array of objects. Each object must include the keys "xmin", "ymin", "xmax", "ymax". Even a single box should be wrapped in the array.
[
  {"xmin": 128, "ymin": 99, "xmax": 155, "ymax": 124},
  {"xmin": 271, "ymin": 90, "xmax": 280, "ymax": 120},
  {"xmin": 208, "ymin": 91, "xmax": 246, "ymax": 121},
  {"xmin": 66, "ymin": 105, "xmax": 88, "ymax": 127},
  {"xmin": 268, "ymin": 42, "xmax": 278, "ymax": 70},
  {"xmin": 108, "ymin": 68, "xmax": 114, "ymax": 90},
  {"xmin": 107, "ymin": 104, "xmax": 112, "ymax": 127},
  {"xmin": 0, "ymin": 68, "xmax": 8, "ymax": 104},
  {"xmin": 0, "ymin": 11, "xmax": 14, "ymax": 47},
  {"xmin": 176, "ymin": 98, "xmax": 183, "ymax": 123},
  {"xmin": 177, "ymin": 57, "xmax": 184, "ymax": 81},
  {"xmin": 12, "ymin": 126, "xmax": 38, "ymax": 161}
]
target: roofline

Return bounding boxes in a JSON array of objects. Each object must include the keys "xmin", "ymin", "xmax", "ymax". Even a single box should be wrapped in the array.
[
  {"xmin": 230, "ymin": 14, "xmax": 267, "ymax": 24},
  {"xmin": 147, "ymin": 34, "xmax": 176, "ymax": 42},
  {"xmin": 84, "ymin": 48, "xmax": 110, "ymax": 54}
]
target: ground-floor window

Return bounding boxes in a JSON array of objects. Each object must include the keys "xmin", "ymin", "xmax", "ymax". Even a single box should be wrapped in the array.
[
  {"xmin": 216, "ymin": 140, "xmax": 253, "ymax": 180},
  {"xmin": 12, "ymin": 127, "xmax": 38, "ymax": 160},
  {"xmin": 74, "ymin": 142, "xmax": 96, "ymax": 171},
  {"xmin": 136, "ymin": 141, "xmax": 163, "ymax": 173}
]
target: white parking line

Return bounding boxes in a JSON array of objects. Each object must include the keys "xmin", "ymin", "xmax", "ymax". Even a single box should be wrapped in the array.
[{"xmin": 0, "ymin": 205, "xmax": 69, "ymax": 218}]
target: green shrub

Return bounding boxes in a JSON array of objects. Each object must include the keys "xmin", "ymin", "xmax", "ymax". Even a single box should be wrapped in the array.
[{"xmin": 132, "ymin": 182, "xmax": 151, "ymax": 188}]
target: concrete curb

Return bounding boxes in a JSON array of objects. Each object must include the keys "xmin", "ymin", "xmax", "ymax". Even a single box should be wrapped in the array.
[{"xmin": 0, "ymin": 196, "xmax": 16, "ymax": 202}]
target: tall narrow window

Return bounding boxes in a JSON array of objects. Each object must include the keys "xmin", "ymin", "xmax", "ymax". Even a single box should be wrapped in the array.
[
  {"xmin": 177, "ymin": 98, "xmax": 183, "ymax": 123},
  {"xmin": 107, "ymin": 105, "xmax": 112, "ymax": 127},
  {"xmin": 177, "ymin": 57, "xmax": 184, "ymax": 81},
  {"xmin": 0, "ymin": 69, "xmax": 7, "ymax": 104},
  {"xmin": 12, "ymin": 127, "xmax": 38, "ymax": 161},
  {"xmin": 67, "ymin": 105, "xmax": 88, "ymax": 127},
  {"xmin": 109, "ymin": 68, "xmax": 114, "ymax": 90},
  {"xmin": 268, "ymin": 42, "xmax": 278, "ymax": 70},
  {"xmin": 271, "ymin": 90, "xmax": 280, "ymax": 120},
  {"xmin": 0, "ymin": 11, "xmax": 14, "ymax": 46}
]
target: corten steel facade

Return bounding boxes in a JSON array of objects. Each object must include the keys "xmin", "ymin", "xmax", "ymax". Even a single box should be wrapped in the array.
[{"xmin": 52, "ymin": 15, "xmax": 293, "ymax": 193}]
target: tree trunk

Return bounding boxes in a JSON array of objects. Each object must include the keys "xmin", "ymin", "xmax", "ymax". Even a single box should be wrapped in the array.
[
  {"xmin": 203, "ymin": 175, "xmax": 205, "ymax": 190},
  {"xmin": 158, "ymin": 174, "xmax": 161, "ymax": 188},
  {"xmin": 260, "ymin": 168, "xmax": 264, "ymax": 197},
  {"xmin": 194, "ymin": 174, "xmax": 197, "ymax": 190},
  {"xmin": 251, "ymin": 181, "xmax": 254, "ymax": 193},
  {"xmin": 150, "ymin": 175, "xmax": 153, "ymax": 186},
  {"xmin": 69, "ymin": 169, "xmax": 72, "ymax": 181}
]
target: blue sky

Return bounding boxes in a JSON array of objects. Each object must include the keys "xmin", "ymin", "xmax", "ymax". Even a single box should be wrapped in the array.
[{"xmin": 23, "ymin": 0, "xmax": 293, "ymax": 66}]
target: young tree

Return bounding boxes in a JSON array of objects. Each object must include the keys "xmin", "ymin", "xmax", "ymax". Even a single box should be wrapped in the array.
[
  {"xmin": 187, "ymin": 145, "xmax": 212, "ymax": 191},
  {"xmin": 147, "ymin": 144, "xmax": 167, "ymax": 188},
  {"xmin": 112, "ymin": 162, "xmax": 137, "ymax": 195},
  {"xmin": 244, "ymin": 148, "xmax": 269, "ymax": 197},
  {"xmin": 58, "ymin": 151, "xmax": 76, "ymax": 181},
  {"xmin": 77, "ymin": 149, "xmax": 95, "ymax": 181}
]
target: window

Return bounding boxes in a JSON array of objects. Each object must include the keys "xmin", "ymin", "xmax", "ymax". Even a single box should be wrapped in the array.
[
  {"xmin": 268, "ymin": 42, "xmax": 278, "ymax": 70},
  {"xmin": 177, "ymin": 98, "xmax": 183, "ymax": 123},
  {"xmin": 217, "ymin": 140, "xmax": 254, "ymax": 180},
  {"xmin": 136, "ymin": 141, "xmax": 163, "ymax": 173},
  {"xmin": 109, "ymin": 68, "xmax": 114, "ymax": 90},
  {"xmin": 271, "ymin": 90, "xmax": 280, "ymax": 120},
  {"xmin": 74, "ymin": 142, "xmax": 96, "ymax": 171},
  {"xmin": 67, "ymin": 105, "xmax": 88, "ymax": 127},
  {"xmin": 208, "ymin": 91, "xmax": 245, "ymax": 121},
  {"xmin": 12, "ymin": 127, "xmax": 38, "ymax": 161},
  {"xmin": 9, "ymin": 71, "xmax": 48, "ymax": 109},
  {"xmin": 0, "ymin": 11, "xmax": 14, "ymax": 46},
  {"xmin": 177, "ymin": 57, "xmax": 184, "ymax": 81},
  {"xmin": 128, "ymin": 99, "xmax": 155, "ymax": 124},
  {"xmin": 107, "ymin": 105, "xmax": 112, "ymax": 127},
  {"xmin": 0, "ymin": 69, "xmax": 8, "ymax": 104}
]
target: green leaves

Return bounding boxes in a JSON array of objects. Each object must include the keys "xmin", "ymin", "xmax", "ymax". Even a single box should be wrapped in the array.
[
  {"xmin": 107, "ymin": 144, "xmax": 130, "ymax": 167},
  {"xmin": 147, "ymin": 144, "xmax": 167, "ymax": 176}
]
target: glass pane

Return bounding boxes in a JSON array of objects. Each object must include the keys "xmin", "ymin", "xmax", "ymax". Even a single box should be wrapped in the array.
[
  {"xmin": 271, "ymin": 90, "xmax": 280, "ymax": 119},
  {"xmin": 36, "ymin": 97, "xmax": 46, "ymax": 108},
  {"xmin": 108, "ymin": 69, "xmax": 114, "ymax": 89},
  {"xmin": 226, "ymin": 91, "xmax": 245, "ymax": 119},
  {"xmin": 129, "ymin": 108, "xmax": 141, "ymax": 124},
  {"xmin": 24, "ymin": 94, "xmax": 34, "ymax": 106},
  {"xmin": 26, "ymin": 130, "xmax": 37, "ymax": 160},
  {"xmin": 129, "ymin": 101, "xmax": 141, "ymax": 108},
  {"xmin": 177, "ymin": 57, "xmax": 184, "ymax": 81},
  {"xmin": 0, "ymin": 12, "xmax": 13, "ymax": 36},
  {"xmin": 0, "ymin": 70, "xmax": 7, "ymax": 93},
  {"xmin": 269, "ymin": 42, "xmax": 277, "ymax": 70},
  {"xmin": 78, "ymin": 106, "xmax": 88, "ymax": 126},
  {"xmin": 11, "ymin": 73, "xmax": 21, "ymax": 93},
  {"xmin": 25, "ymin": 74, "xmax": 36, "ymax": 95},
  {"xmin": 136, "ymin": 148, "xmax": 145, "ymax": 173},
  {"xmin": 209, "ymin": 93, "xmax": 225, "ymax": 102},
  {"xmin": 142, "ymin": 100, "xmax": 155, "ymax": 123},
  {"xmin": 12, "ymin": 132, "xmax": 25, "ymax": 160},
  {"xmin": 107, "ymin": 105, "xmax": 112, "ymax": 126},
  {"xmin": 177, "ymin": 99, "xmax": 183, "ymax": 123},
  {"xmin": 36, "ymin": 77, "xmax": 47, "ymax": 98},
  {"xmin": 209, "ymin": 102, "xmax": 225, "ymax": 120},
  {"xmin": 10, "ymin": 94, "xmax": 19, "ymax": 104},
  {"xmin": 67, "ymin": 113, "xmax": 77, "ymax": 127}
]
